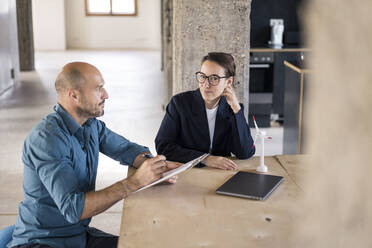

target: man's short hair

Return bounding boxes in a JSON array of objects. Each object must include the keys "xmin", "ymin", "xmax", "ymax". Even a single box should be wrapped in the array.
[{"xmin": 55, "ymin": 68, "xmax": 86, "ymax": 94}]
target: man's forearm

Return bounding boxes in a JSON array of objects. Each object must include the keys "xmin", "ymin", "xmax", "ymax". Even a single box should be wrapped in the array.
[
  {"xmin": 80, "ymin": 153, "xmax": 167, "ymax": 220},
  {"xmin": 80, "ymin": 178, "xmax": 139, "ymax": 220}
]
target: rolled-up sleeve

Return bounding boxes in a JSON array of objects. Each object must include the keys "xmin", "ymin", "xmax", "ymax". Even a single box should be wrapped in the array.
[
  {"xmin": 26, "ymin": 131, "xmax": 85, "ymax": 224},
  {"xmin": 97, "ymin": 120, "xmax": 149, "ymax": 166}
]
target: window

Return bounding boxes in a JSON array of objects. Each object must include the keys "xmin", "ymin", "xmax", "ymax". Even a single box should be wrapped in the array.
[{"xmin": 85, "ymin": 0, "xmax": 137, "ymax": 16}]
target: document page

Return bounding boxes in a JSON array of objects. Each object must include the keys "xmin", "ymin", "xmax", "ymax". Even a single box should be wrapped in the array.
[{"xmin": 133, "ymin": 153, "xmax": 209, "ymax": 193}]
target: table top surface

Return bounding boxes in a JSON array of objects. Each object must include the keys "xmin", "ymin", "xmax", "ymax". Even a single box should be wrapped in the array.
[{"xmin": 118, "ymin": 155, "xmax": 308, "ymax": 248}]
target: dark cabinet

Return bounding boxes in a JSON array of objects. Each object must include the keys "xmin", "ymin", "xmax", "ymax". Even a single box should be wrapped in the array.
[
  {"xmin": 273, "ymin": 52, "xmax": 303, "ymax": 117},
  {"xmin": 248, "ymin": 50, "xmax": 306, "ymax": 127},
  {"xmin": 248, "ymin": 52, "xmax": 274, "ymax": 127},
  {"xmin": 282, "ymin": 61, "xmax": 309, "ymax": 154}
]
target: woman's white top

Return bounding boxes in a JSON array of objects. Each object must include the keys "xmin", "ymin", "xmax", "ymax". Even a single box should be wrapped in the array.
[{"xmin": 206, "ymin": 105, "xmax": 218, "ymax": 152}]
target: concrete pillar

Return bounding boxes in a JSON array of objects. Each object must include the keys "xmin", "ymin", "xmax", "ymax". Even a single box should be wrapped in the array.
[
  {"xmin": 161, "ymin": 0, "xmax": 173, "ymax": 109},
  {"xmin": 16, "ymin": 0, "xmax": 35, "ymax": 71},
  {"xmin": 163, "ymin": 0, "xmax": 251, "ymax": 118}
]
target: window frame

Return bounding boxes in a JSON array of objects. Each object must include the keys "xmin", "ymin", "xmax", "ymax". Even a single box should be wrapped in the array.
[{"xmin": 85, "ymin": 0, "xmax": 138, "ymax": 17}]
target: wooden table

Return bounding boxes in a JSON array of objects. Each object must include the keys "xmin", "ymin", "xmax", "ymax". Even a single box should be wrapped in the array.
[{"xmin": 118, "ymin": 155, "xmax": 307, "ymax": 248}]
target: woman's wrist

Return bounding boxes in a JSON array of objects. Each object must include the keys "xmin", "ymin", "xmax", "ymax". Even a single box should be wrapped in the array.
[
  {"xmin": 231, "ymin": 103, "xmax": 241, "ymax": 114},
  {"xmin": 204, "ymin": 155, "xmax": 215, "ymax": 166}
]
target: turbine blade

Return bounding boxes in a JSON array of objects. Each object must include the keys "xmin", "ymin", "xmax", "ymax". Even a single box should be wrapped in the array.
[
  {"xmin": 252, "ymin": 115, "xmax": 259, "ymax": 132},
  {"xmin": 251, "ymin": 133, "xmax": 258, "ymax": 148},
  {"xmin": 253, "ymin": 133, "xmax": 258, "ymax": 145}
]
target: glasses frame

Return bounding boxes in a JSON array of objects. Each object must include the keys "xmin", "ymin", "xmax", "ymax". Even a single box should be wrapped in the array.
[{"xmin": 195, "ymin": 71, "xmax": 229, "ymax": 86}]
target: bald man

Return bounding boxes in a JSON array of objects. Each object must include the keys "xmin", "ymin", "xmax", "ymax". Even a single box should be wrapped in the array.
[{"xmin": 8, "ymin": 62, "xmax": 180, "ymax": 248}]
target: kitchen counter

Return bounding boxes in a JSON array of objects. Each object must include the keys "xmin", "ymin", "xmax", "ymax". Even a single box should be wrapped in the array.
[{"xmin": 250, "ymin": 47, "xmax": 310, "ymax": 53}]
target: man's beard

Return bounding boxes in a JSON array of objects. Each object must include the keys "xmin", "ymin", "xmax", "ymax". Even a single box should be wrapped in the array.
[{"xmin": 76, "ymin": 100, "xmax": 104, "ymax": 119}]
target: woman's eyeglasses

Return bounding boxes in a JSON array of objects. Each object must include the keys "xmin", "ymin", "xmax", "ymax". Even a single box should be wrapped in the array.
[{"xmin": 195, "ymin": 72, "xmax": 228, "ymax": 86}]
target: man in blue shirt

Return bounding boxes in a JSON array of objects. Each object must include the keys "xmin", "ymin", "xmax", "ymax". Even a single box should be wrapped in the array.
[{"xmin": 8, "ymin": 62, "xmax": 179, "ymax": 248}]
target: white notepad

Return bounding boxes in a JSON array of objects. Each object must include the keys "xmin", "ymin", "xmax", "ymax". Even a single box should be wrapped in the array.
[{"xmin": 133, "ymin": 153, "xmax": 209, "ymax": 193}]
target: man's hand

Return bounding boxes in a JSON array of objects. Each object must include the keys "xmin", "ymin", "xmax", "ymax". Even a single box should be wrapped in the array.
[
  {"xmin": 80, "ymin": 158, "xmax": 182, "ymax": 220},
  {"xmin": 128, "ymin": 155, "xmax": 169, "ymax": 189},
  {"xmin": 156, "ymin": 175, "xmax": 178, "ymax": 185},
  {"xmin": 203, "ymin": 155, "xmax": 238, "ymax": 170},
  {"xmin": 159, "ymin": 161, "xmax": 183, "ymax": 185},
  {"xmin": 222, "ymin": 84, "xmax": 241, "ymax": 114}
]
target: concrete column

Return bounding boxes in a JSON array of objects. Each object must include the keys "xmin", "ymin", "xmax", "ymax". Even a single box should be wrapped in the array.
[
  {"xmin": 16, "ymin": 0, "xmax": 35, "ymax": 71},
  {"xmin": 164, "ymin": 0, "xmax": 251, "ymax": 118},
  {"xmin": 161, "ymin": 0, "xmax": 173, "ymax": 109}
]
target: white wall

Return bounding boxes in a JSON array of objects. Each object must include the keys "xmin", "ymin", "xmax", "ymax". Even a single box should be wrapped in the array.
[
  {"xmin": 32, "ymin": 0, "xmax": 66, "ymax": 50},
  {"xmin": 0, "ymin": 0, "xmax": 19, "ymax": 94},
  {"xmin": 65, "ymin": 0, "xmax": 161, "ymax": 50}
]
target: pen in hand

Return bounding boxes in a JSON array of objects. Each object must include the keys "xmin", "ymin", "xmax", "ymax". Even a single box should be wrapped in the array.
[{"xmin": 143, "ymin": 153, "xmax": 168, "ymax": 165}]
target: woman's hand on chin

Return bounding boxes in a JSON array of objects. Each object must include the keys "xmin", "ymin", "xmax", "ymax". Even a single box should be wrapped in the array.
[
  {"xmin": 222, "ymin": 85, "xmax": 241, "ymax": 114},
  {"xmin": 203, "ymin": 155, "xmax": 238, "ymax": 170}
]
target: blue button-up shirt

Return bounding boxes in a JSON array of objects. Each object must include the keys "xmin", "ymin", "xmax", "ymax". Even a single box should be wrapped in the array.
[{"xmin": 8, "ymin": 104, "xmax": 149, "ymax": 248}]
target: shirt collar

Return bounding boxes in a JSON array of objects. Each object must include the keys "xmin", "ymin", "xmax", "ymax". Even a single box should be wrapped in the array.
[{"xmin": 54, "ymin": 103, "xmax": 82, "ymax": 136}]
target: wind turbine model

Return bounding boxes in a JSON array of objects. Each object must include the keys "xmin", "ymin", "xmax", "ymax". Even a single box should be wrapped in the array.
[{"xmin": 252, "ymin": 116, "xmax": 270, "ymax": 173}]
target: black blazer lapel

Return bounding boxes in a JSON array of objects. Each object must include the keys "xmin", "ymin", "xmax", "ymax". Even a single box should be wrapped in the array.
[
  {"xmin": 213, "ymin": 96, "xmax": 231, "ymax": 152},
  {"xmin": 190, "ymin": 89, "xmax": 210, "ymax": 145}
]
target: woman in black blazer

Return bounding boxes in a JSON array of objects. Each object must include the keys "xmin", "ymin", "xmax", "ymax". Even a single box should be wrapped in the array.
[{"xmin": 155, "ymin": 52, "xmax": 255, "ymax": 170}]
